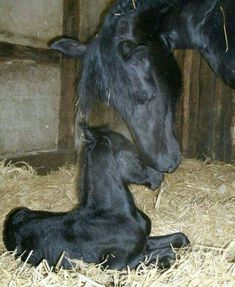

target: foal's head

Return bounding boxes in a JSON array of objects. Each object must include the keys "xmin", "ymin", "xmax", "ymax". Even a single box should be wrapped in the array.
[
  {"xmin": 79, "ymin": 124, "xmax": 163, "ymax": 192},
  {"xmin": 51, "ymin": 4, "xmax": 182, "ymax": 173}
]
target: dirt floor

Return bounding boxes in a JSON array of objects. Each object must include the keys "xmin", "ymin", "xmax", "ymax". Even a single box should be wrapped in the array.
[{"xmin": 0, "ymin": 159, "xmax": 234, "ymax": 286}]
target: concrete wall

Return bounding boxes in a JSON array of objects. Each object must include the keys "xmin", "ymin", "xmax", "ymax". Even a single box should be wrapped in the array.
[
  {"xmin": 0, "ymin": 60, "xmax": 60, "ymax": 156},
  {"xmin": 0, "ymin": 0, "xmax": 63, "ymax": 48},
  {"xmin": 0, "ymin": 0, "xmax": 62, "ymax": 158}
]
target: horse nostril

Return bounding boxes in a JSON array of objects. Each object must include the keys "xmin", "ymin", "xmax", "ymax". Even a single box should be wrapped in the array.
[
  {"xmin": 163, "ymin": 154, "xmax": 182, "ymax": 173},
  {"xmin": 167, "ymin": 159, "xmax": 181, "ymax": 173},
  {"xmin": 167, "ymin": 166, "xmax": 174, "ymax": 173},
  {"xmin": 167, "ymin": 164, "xmax": 178, "ymax": 173}
]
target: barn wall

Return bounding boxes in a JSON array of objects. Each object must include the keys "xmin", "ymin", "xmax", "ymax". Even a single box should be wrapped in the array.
[
  {"xmin": 0, "ymin": 0, "xmax": 63, "ymax": 160},
  {"xmin": 175, "ymin": 50, "xmax": 234, "ymax": 162},
  {"xmin": 0, "ymin": 0, "xmax": 63, "ymax": 48},
  {"xmin": 78, "ymin": 0, "xmax": 114, "ymax": 41},
  {"xmin": 0, "ymin": 60, "xmax": 60, "ymax": 156}
]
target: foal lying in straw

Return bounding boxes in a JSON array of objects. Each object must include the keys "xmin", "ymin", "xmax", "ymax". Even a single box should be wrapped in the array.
[{"xmin": 4, "ymin": 125, "xmax": 189, "ymax": 270}]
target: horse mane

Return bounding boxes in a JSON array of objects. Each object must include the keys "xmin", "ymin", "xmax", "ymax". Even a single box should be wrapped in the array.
[
  {"xmin": 78, "ymin": 22, "xmax": 138, "ymax": 118},
  {"xmin": 78, "ymin": 39, "xmax": 107, "ymax": 118},
  {"xmin": 112, "ymin": 0, "xmax": 190, "ymax": 15}
]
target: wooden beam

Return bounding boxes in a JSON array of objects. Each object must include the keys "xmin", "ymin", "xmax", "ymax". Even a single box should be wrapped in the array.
[
  {"xmin": 180, "ymin": 50, "xmax": 200, "ymax": 157},
  {"xmin": 213, "ymin": 78, "xmax": 233, "ymax": 162},
  {"xmin": 197, "ymin": 54, "xmax": 216, "ymax": 159},
  {"xmin": 2, "ymin": 149, "xmax": 76, "ymax": 175},
  {"xmin": 78, "ymin": 0, "xmax": 90, "ymax": 41},
  {"xmin": 57, "ymin": 0, "xmax": 80, "ymax": 150},
  {"xmin": 0, "ymin": 41, "xmax": 60, "ymax": 64}
]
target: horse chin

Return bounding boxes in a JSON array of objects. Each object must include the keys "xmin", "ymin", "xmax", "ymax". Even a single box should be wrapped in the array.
[{"xmin": 154, "ymin": 153, "xmax": 182, "ymax": 173}]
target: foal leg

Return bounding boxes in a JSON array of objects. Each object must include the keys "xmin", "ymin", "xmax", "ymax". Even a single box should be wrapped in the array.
[
  {"xmin": 127, "ymin": 233, "xmax": 190, "ymax": 269},
  {"xmin": 126, "ymin": 246, "xmax": 177, "ymax": 269},
  {"xmin": 147, "ymin": 232, "xmax": 190, "ymax": 250},
  {"xmin": 144, "ymin": 233, "xmax": 190, "ymax": 268}
]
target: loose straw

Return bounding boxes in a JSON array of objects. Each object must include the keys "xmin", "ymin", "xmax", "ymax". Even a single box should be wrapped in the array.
[
  {"xmin": 132, "ymin": 0, "xmax": 136, "ymax": 9},
  {"xmin": 220, "ymin": 6, "xmax": 229, "ymax": 52}
]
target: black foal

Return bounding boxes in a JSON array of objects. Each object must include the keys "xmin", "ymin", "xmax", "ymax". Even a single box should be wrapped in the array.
[{"xmin": 4, "ymin": 125, "xmax": 189, "ymax": 270}]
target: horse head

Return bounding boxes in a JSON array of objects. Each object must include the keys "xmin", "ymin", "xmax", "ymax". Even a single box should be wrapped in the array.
[{"xmin": 50, "ymin": 5, "xmax": 182, "ymax": 173}]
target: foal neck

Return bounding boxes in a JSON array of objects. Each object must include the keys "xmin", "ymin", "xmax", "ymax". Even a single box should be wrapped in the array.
[{"xmin": 80, "ymin": 155, "xmax": 136, "ymax": 214}]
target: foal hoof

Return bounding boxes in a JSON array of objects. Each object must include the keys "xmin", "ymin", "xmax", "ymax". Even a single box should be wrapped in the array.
[
  {"xmin": 147, "ymin": 167, "xmax": 164, "ymax": 190},
  {"xmin": 171, "ymin": 232, "xmax": 190, "ymax": 248}
]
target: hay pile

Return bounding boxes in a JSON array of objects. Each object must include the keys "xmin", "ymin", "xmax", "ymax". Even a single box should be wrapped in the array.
[{"xmin": 0, "ymin": 159, "xmax": 234, "ymax": 286}]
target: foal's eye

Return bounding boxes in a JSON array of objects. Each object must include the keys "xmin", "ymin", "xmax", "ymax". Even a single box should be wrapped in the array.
[{"xmin": 118, "ymin": 40, "xmax": 138, "ymax": 59}]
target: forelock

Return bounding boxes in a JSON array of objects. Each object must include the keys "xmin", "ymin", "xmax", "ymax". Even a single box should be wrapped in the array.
[{"xmin": 79, "ymin": 15, "xmax": 137, "ymax": 118}]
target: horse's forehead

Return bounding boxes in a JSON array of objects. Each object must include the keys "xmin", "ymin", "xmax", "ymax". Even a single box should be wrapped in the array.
[{"xmin": 102, "ymin": 14, "xmax": 136, "ymax": 40}]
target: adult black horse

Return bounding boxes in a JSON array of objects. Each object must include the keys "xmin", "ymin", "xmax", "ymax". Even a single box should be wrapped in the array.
[
  {"xmin": 50, "ymin": 0, "xmax": 234, "ymax": 173},
  {"xmin": 52, "ymin": 0, "xmax": 235, "ymax": 172},
  {"xmin": 113, "ymin": 0, "xmax": 235, "ymax": 88},
  {"xmin": 51, "ymin": 3, "xmax": 183, "ymax": 174}
]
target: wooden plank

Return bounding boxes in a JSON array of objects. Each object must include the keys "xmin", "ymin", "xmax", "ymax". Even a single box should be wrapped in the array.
[
  {"xmin": 2, "ymin": 149, "xmax": 76, "ymax": 175},
  {"xmin": 196, "ymin": 55, "xmax": 216, "ymax": 160},
  {"xmin": 0, "ymin": 41, "xmax": 60, "ymax": 64},
  {"xmin": 57, "ymin": 0, "xmax": 80, "ymax": 149},
  {"xmin": 78, "ymin": 0, "xmax": 90, "ymax": 41},
  {"xmin": 180, "ymin": 50, "xmax": 200, "ymax": 157},
  {"xmin": 213, "ymin": 79, "xmax": 233, "ymax": 162},
  {"xmin": 196, "ymin": 56, "xmax": 233, "ymax": 162}
]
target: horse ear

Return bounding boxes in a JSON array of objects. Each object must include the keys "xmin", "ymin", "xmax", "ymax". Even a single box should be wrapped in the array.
[
  {"xmin": 118, "ymin": 40, "xmax": 138, "ymax": 59},
  {"xmin": 49, "ymin": 38, "xmax": 87, "ymax": 59},
  {"xmin": 79, "ymin": 122, "xmax": 94, "ymax": 142}
]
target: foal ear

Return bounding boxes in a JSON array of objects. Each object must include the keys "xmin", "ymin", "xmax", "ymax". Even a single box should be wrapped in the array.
[
  {"xmin": 49, "ymin": 38, "xmax": 87, "ymax": 59},
  {"xmin": 79, "ymin": 122, "xmax": 95, "ymax": 142},
  {"xmin": 118, "ymin": 40, "xmax": 138, "ymax": 59}
]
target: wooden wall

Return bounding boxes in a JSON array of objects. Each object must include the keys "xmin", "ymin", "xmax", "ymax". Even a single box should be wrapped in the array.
[
  {"xmin": 175, "ymin": 50, "xmax": 234, "ymax": 162},
  {"xmin": 0, "ymin": 0, "xmax": 78, "ymax": 173}
]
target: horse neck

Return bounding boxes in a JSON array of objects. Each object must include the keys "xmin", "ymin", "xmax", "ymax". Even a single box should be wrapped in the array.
[
  {"xmin": 160, "ymin": 17, "xmax": 195, "ymax": 50},
  {"xmin": 80, "ymin": 156, "xmax": 136, "ymax": 214},
  {"xmin": 160, "ymin": 0, "xmax": 219, "ymax": 50}
]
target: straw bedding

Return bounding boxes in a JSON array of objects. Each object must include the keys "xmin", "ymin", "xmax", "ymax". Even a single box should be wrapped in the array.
[{"xmin": 0, "ymin": 159, "xmax": 234, "ymax": 286}]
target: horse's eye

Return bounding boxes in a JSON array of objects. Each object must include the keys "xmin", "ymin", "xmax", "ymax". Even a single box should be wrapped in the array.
[{"xmin": 118, "ymin": 40, "xmax": 138, "ymax": 59}]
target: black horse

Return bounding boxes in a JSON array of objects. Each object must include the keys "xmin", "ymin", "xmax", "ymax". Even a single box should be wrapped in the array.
[
  {"xmin": 50, "ymin": 0, "xmax": 234, "ymax": 174},
  {"xmin": 113, "ymin": 0, "xmax": 235, "ymax": 89},
  {"xmin": 51, "ymin": 5, "xmax": 183, "ymax": 173},
  {"xmin": 4, "ymin": 125, "xmax": 189, "ymax": 270}
]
